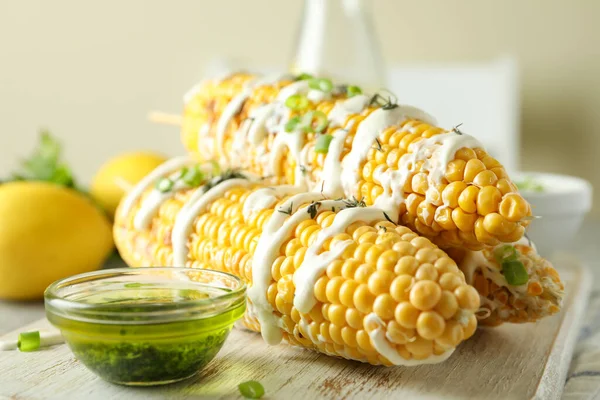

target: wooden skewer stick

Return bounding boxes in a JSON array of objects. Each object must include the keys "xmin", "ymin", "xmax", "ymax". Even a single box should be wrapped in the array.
[
  {"xmin": 148, "ymin": 111, "xmax": 183, "ymax": 126},
  {"xmin": 114, "ymin": 177, "xmax": 134, "ymax": 192}
]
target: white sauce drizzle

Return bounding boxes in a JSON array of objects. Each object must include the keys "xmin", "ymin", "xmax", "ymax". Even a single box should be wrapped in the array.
[
  {"xmin": 340, "ymin": 106, "xmax": 437, "ymax": 197},
  {"xmin": 215, "ymin": 88, "xmax": 253, "ymax": 159},
  {"xmin": 327, "ymin": 94, "xmax": 370, "ymax": 128},
  {"xmin": 133, "ymin": 178, "xmax": 187, "ymax": 231},
  {"xmin": 319, "ymin": 128, "xmax": 349, "ymax": 198},
  {"xmin": 171, "ymin": 178, "xmax": 255, "ymax": 267},
  {"xmin": 247, "ymin": 104, "xmax": 277, "ymax": 147},
  {"xmin": 249, "ymin": 192, "xmax": 326, "ymax": 345},
  {"xmin": 365, "ymin": 313, "xmax": 454, "ymax": 366},
  {"xmin": 119, "ymin": 156, "xmax": 191, "ymax": 219},
  {"xmin": 307, "ymin": 89, "xmax": 331, "ymax": 103},
  {"xmin": 242, "ymin": 185, "xmax": 302, "ymax": 221},
  {"xmin": 294, "ymin": 206, "xmax": 388, "ymax": 313}
]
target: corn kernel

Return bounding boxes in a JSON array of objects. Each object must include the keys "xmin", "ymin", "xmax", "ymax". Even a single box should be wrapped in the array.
[
  {"xmin": 455, "ymin": 285, "xmax": 480, "ymax": 311},
  {"xmin": 395, "ymin": 302, "xmax": 420, "ymax": 329},
  {"xmin": 416, "ymin": 311, "xmax": 446, "ymax": 340}
]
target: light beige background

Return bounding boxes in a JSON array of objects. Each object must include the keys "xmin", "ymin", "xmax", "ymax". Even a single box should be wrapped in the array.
[{"xmin": 0, "ymin": 0, "xmax": 598, "ymax": 213}]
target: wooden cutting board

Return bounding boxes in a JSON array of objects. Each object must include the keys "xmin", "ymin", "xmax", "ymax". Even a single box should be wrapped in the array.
[{"xmin": 0, "ymin": 263, "xmax": 591, "ymax": 400}]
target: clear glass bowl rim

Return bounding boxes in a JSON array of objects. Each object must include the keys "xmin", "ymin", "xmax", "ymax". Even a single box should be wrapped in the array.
[{"xmin": 44, "ymin": 267, "xmax": 247, "ymax": 325}]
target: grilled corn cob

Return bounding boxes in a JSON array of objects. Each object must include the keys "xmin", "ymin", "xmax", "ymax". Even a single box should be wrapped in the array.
[
  {"xmin": 180, "ymin": 72, "xmax": 532, "ymax": 251},
  {"xmin": 447, "ymin": 240, "xmax": 564, "ymax": 326},
  {"xmin": 114, "ymin": 167, "xmax": 480, "ymax": 366}
]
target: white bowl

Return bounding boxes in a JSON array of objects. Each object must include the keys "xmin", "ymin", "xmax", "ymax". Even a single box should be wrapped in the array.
[{"xmin": 513, "ymin": 171, "xmax": 593, "ymax": 257}]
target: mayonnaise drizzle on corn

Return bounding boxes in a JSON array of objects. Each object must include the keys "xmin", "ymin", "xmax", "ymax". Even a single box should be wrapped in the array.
[
  {"xmin": 293, "ymin": 206, "xmax": 386, "ymax": 313},
  {"xmin": 249, "ymin": 192, "xmax": 326, "ymax": 344},
  {"xmin": 365, "ymin": 314, "xmax": 454, "ymax": 366},
  {"xmin": 172, "ymin": 178, "xmax": 255, "ymax": 267},
  {"xmin": 119, "ymin": 156, "xmax": 191, "ymax": 219}
]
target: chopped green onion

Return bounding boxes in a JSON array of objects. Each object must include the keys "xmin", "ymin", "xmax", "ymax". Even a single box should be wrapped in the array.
[
  {"xmin": 182, "ymin": 166, "xmax": 204, "ymax": 187},
  {"xmin": 174, "ymin": 166, "xmax": 189, "ymax": 181},
  {"xmin": 285, "ymin": 94, "xmax": 310, "ymax": 111},
  {"xmin": 501, "ymin": 260, "xmax": 529, "ymax": 286},
  {"xmin": 284, "ymin": 116, "xmax": 302, "ymax": 133},
  {"xmin": 295, "ymin": 73, "xmax": 313, "ymax": 81},
  {"xmin": 315, "ymin": 134, "xmax": 334, "ymax": 154},
  {"xmin": 347, "ymin": 85, "xmax": 362, "ymax": 97},
  {"xmin": 309, "ymin": 110, "xmax": 329, "ymax": 133},
  {"xmin": 238, "ymin": 380, "xmax": 265, "ymax": 399},
  {"xmin": 308, "ymin": 78, "xmax": 334, "ymax": 92},
  {"xmin": 493, "ymin": 245, "xmax": 518, "ymax": 264},
  {"xmin": 18, "ymin": 331, "xmax": 41, "ymax": 352},
  {"xmin": 155, "ymin": 178, "xmax": 174, "ymax": 193},
  {"xmin": 210, "ymin": 160, "xmax": 221, "ymax": 176}
]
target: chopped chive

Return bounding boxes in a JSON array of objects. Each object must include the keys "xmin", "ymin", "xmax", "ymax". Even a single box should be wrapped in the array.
[
  {"xmin": 501, "ymin": 260, "xmax": 529, "ymax": 286},
  {"xmin": 182, "ymin": 166, "xmax": 204, "ymax": 187},
  {"xmin": 493, "ymin": 245, "xmax": 518, "ymax": 264},
  {"xmin": 18, "ymin": 331, "xmax": 41, "ymax": 352},
  {"xmin": 174, "ymin": 166, "xmax": 189, "ymax": 181},
  {"xmin": 210, "ymin": 160, "xmax": 221, "ymax": 176},
  {"xmin": 315, "ymin": 134, "xmax": 334, "ymax": 154},
  {"xmin": 295, "ymin": 73, "xmax": 313, "ymax": 81},
  {"xmin": 310, "ymin": 110, "xmax": 329, "ymax": 133},
  {"xmin": 155, "ymin": 178, "xmax": 174, "ymax": 193},
  {"xmin": 284, "ymin": 116, "xmax": 302, "ymax": 133},
  {"xmin": 238, "ymin": 380, "xmax": 265, "ymax": 399},
  {"xmin": 308, "ymin": 78, "xmax": 334, "ymax": 92},
  {"xmin": 347, "ymin": 85, "xmax": 362, "ymax": 97},
  {"xmin": 285, "ymin": 94, "xmax": 310, "ymax": 111}
]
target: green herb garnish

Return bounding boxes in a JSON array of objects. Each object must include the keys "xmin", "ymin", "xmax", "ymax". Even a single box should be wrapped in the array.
[
  {"xmin": 501, "ymin": 260, "xmax": 529, "ymax": 286},
  {"xmin": 342, "ymin": 196, "xmax": 367, "ymax": 208},
  {"xmin": 18, "ymin": 331, "xmax": 41, "ymax": 352},
  {"xmin": 307, "ymin": 201, "xmax": 322, "ymax": 219},
  {"xmin": 285, "ymin": 94, "xmax": 310, "ymax": 111},
  {"xmin": 277, "ymin": 202, "xmax": 293, "ymax": 216},
  {"xmin": 10, "ymin": 130, "xmax": 78, "ymax": 189},
  {"xmin": 382, "ymin": 211, "xmax": 397, "ymax": 225},
  {"xmin": 372, "ymin": 138, "xmax": 383, "ymax": 152},
  {"xmin": 202, "ymin": 169, "xmax": 247, "ymax": 193},
  {"xmin": 239, "ymin": 380, "xmax": 265, "ymax": 399},
  {"xmin": 369, "ymin": 91, "xmax": 398, "ymax": 110},
  {"xmin": 493, "ymin": 245, "xmax": 518, "ymax": 264},
  {"xmin": 452, "ymin": 123, "xmax": 464, "ymax": 135},
  {"xmin": 347, "ymin": 85, "xmax": 363, "ymax": 97},
  {"xmin": 315, "ymin": 134, "xmax": 334, "ymax": 154},
  {"xmin": 182, "ymin": 166, "xmax": 204, "ymax": 187},
  {"xmin": 494, "ymin": 245, "xmax": 529, "ymax": 286},
  {"xmin": 308, "ymin": 78, "xmax": 334, "ymax": 92},
  {"xmin": 155, "ymin": 178, "xmax": 174, "ymax": 193},
  {"xmin": 295, "ymin": 73, "xmax": 313, "ymax": 81},
  {"xmin": 284, "ymin": 116, "xmax": 302, "ymax": 133}
]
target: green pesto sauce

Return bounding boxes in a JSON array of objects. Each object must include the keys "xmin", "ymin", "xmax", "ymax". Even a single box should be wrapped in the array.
[{"xmin": 47, "ymin": 284, "xmax": 245, "ymax": 386}]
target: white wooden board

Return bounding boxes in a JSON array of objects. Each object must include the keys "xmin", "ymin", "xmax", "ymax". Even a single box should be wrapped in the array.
[{"xmin": 0, "ymin": 264, "xmax": 591, "ymax": 400}]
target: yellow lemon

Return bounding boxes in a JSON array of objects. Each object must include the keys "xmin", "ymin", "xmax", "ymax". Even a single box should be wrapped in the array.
[
  {"xmin": 0, "ymin": 181, "xmax": 114, "ymax": 300},
  {"xmin": 91, "ymin": 152, "xmax": 167, "ymax": 218}
]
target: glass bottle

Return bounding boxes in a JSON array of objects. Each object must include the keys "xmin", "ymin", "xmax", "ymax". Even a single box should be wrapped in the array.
[{"xmin": 289, "ymin": 0, "xmax": 387, "ymax": 91}]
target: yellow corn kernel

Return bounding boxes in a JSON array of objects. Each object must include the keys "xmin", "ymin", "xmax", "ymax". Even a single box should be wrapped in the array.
[{"xmin": 499, "ymin": 193, "xmax": 530, "ymax": 222}]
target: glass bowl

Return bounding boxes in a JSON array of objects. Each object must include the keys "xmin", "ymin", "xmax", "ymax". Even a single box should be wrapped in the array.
[{"xmin": 44, "ymin": 267, "xmax": 246, "ymax": 386}]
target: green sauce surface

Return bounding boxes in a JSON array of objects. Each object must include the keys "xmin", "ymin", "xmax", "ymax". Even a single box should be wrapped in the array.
[{"xmin": 47, "ymin": 284, "xmax": 246, "ymax": 385}]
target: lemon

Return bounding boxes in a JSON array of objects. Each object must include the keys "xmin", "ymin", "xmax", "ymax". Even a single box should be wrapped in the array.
[
  {"xmin": 91, "ymin": 152, "xmax": 167, "ymax": 218},
  {"xmin": 0, "ymin": 181, "xmax": 114, "ymax": 300}
]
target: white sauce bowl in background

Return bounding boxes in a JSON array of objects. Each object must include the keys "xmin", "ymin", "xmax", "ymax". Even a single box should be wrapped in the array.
[{"xmin": 513, "ymin": 172, "xmax": 593, "ymax": 258}]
